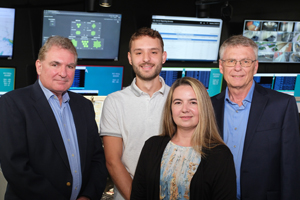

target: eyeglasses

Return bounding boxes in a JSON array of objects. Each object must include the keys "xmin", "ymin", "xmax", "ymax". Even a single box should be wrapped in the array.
[{"xmin": 221, "ymin": 59, "xmax": 257, "ymax": 67}]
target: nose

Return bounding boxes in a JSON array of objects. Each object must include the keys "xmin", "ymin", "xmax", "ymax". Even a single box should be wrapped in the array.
[
  {"xmin": 234, "ymin": 61, "xmax": 242, "ymax": 71},
  {"xmin": 59, "ymin": 66, "xmax": 67, "ymax": 77},
  {"xmin": 143, "ymin": 52, "xmax": 151, "ymax": 63},
  {"xmin": 182, "ymin": 103, "xmax": 189, "ymax": 113}
]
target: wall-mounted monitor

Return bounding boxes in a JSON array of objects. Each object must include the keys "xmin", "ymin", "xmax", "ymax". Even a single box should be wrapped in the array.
[
  {"xmin": 151, "ymin": 15, "xmax": 223, "ymax": 62},
  {"xmin": 254, "ymin": 73, "xmax": 300, "ymax": 96},
  {"xmin": 160, "ymin": 67, "xmax": 223, "ymax": 96},
  {"xmin": 0, "ymin": 67, "xmax": 15, "ymax": 96},
  {"xmin": 42, "ymin": 10, "xmax": 122, "ymax": 60},
  {"xmin": 69, "ymin": 65, "xmax": 123, "ymax": 96},
  {"xmin": 243, "ymin": 20, "xmax": 300, "ymax": 63},
  {"xmin": 0, "ymin": 8, "xmax": 15, "ymax": 59}
]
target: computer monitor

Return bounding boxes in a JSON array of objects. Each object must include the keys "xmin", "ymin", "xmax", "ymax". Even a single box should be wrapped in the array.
[
  {"xmin": 254, "ymin": 73, "xmax": 300, "ymax": 96},
  {"xmin": 160, "ymin": 67, "xmax": 223, "ymax": 96},
  {"xmin": 69, "ymin": 65, "xmax": 123, "ymax": 96},
  {"xmin": 0, "ymin": 7, "xmax": 15, "ymax": 59},
  {"xmin": 0, "ymin": 67, "xmax": 15, "ymax": 96},
  {"xmin": 151, "ymin": 15, "xmax": 223, "ymax": 62},
  {"xmin": 42, "ymin": 10, "xmax": 122, "ymax": 60},
  {"xmin": 243, "ymin": 20, "xmax": 300, "ymax": 63}
]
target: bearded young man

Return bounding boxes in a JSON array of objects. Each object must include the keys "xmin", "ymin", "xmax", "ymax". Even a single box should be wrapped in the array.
[{"xmin": 100, "ymin": 27, "xmax": 170, "ymax": 200}]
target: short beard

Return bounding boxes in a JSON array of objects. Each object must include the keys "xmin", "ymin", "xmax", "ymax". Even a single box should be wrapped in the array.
[{"xmin": 133, "ymin": 63, "xmax": 162, "ymax": 81}]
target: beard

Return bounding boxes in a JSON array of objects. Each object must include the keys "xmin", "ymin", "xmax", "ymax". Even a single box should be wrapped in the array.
[{"xmin": 132, "ymin": 62, "xmax": 162, "ymax": 81}]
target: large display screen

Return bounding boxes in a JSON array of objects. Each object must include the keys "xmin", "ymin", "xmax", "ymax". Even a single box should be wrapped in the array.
[
  {"xmin": 243, "ymin": 20, "xmax": 300, "ymax": 63},
  {"xmin": 0, "ymin": 67, "xmax": 15, "ymax": 96},
  {"xmin": 254, "ymin": 73, "xmax": 300, "ymax": 96},
  {"xmin": 69, "ymin": 65, "xmax": 123, "ymax": 96},
  {"xmin": 160, "ymin": 67, "xmax": 223, "ymax": 96},
  {"xmin": 151, "ymin": 15, "xmax": 223, "ymax": 62},
  {"xmin": 42, "ymin": 10, "xmax": 122, "ymax": 60},
  {"xmin": 0, "ymin": 8, "xmax": 15, "ymax": 59}
]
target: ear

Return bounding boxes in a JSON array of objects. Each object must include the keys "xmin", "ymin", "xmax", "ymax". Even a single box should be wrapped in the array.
[
  {"xmin": 162, "ymin": 51, "xmax": 167, "ymax": 64},
  {"xmin": 35, "ymin": 60, "xmax": 42, "ymax": 76},
  {"xmin": 219, "ymin": 59, "xmax": 224, "ymax": 74},
  {"xmin": 128, "ymin": 52, "xmax": 132, "ymax": 65},
  {"xmin": 253, "ymin": 60, "xmax": 259, "ymax": 75}
]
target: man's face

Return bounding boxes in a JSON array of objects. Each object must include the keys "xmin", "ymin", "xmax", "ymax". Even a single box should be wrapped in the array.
[
  {"xmin": 128, "ymin": 36, "xmax": 167, "ymax": 81},
  {"xmin": 219, "ymin": 46, "xmax": 258, "ymax": 91},
  {"xmin": 36, "ymin": 45, "xmax": 76, "ymax": 97}
]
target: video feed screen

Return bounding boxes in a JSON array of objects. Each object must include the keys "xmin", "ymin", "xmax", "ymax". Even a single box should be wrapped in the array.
[
  {"xmin": 0, "ymin": 67, "xmax": 15, "ymax": 96},
  {"xmin": 0, "ymin": 8, "xmax": 15, "ymax": 59},
  {"xmin": 69, "ymin": 65, "xmax": 123, "ymax": 96},
  {"xmin": 151, "ymin": 15, "xmax": 223, "ymax": 62},
  {"xmin": 243, "ymin": 20, "xmax": 300, "ymax": 63},
  {"xmin": 254, "ymin": 73, "xmax": 300, "ymax": 96},
  {"xmin": 160, "ymin": 67, "xmax": 223, "ymax": 96},
  {"xmin": 42, "ymin": 10, "xmax": 122, "ymax": 60}
]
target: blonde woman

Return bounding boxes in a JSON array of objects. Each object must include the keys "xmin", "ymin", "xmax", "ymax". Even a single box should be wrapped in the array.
[{"xmin": 131, "ymin": 77, "xmax": 236, "ymax": 200}]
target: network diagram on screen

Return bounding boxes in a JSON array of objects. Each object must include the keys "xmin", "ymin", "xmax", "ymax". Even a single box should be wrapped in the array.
[{"xmin": 42, "ymin": 10, "xmax": 122, "ymax": 60}]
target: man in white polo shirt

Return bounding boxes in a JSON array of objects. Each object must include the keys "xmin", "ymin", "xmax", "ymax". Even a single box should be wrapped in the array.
[{"xmin": 100, "ymin": 27, "xmax": 170, "ymax": 200}]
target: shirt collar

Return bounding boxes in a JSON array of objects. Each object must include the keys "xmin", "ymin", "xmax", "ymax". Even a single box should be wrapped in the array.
[
  {"xmin": 225, "ymin": 81, "xmax": 255, "ymax": 104},
  {"xmin": 130, "ymin": 76, "xmax": 167, "ymax": 97},
  {"xmin": 38, "ymin": 79, "xmax": 70, "ymax": 103}
]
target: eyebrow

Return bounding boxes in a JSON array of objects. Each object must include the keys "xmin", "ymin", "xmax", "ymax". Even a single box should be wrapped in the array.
[
  {"xmin": 133, "ymin": 47, "xmax": 160, "ymax": 52},
  {"xmin": 173, "ymin": 98, "xmax": 197, "ymax": 102}
]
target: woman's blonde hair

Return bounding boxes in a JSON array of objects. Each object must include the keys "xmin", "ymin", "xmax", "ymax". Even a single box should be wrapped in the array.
[{"xmin": 161, "ymin": 77, "xmax": 225, "ymax": 156}]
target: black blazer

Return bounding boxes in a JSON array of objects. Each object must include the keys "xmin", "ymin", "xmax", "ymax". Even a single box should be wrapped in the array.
[
  {"xmin": 211, "ymin": 82, "xmax": 300, "ymax": 200},
  {"xmin": 0, "ymin": 81, "xmax": 107, "ymax": 200},
  {"xmin": 131, "ymin": 136, "xmax": 236, "ymax": 200}
]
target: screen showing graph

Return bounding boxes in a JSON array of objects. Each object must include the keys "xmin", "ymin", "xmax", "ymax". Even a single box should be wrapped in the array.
[
  {"xmin": 42, "ymin": 10, "xmax": 122, "ymax": 60},
  {"xmin": 69, "ymin": 65, "xmax": 123, "ymax": 96},
  {"xmin": 0, "ymin": 67, "xmax": 15, "ymax": 96},
  {"xmin": 0, "ymin": 7, "xmax": 15, "ymax": 59},
  {"xmin": 254, "ymin": 73, "xmax": 300, "ymax": 96},
  {"xmin": 160, "ymin": 67, "xmax": 223, "ymax": 96}
]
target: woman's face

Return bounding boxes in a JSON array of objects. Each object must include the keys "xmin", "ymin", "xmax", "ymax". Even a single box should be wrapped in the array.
[{"xmin": 171, "ymin": 85, "xmax": 199, "ymax": 133}]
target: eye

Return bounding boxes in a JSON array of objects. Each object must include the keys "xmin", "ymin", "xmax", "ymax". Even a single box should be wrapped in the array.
[
  {"xmin": 68, "ymin": 65, "xmax": 75, "ymax": 69},
  {"xmin": 191, "ymin": 101, "xmax": 198, "ymax": 105},
  {"xmin": 242, "ymin": 59, "xmax": 250, "ymax": 64},
  {"xmin": 135, "ymin": 52, "xmax": 142, "ymax": 55},
  {"xmin": 228, "ymin": 59, "xmax": 236, "ymax": 63},
  {"xmin": 152, "ymin": 51, "xmax": 158, "ymax": 54},
  {"xmin": 173, "ymin": 101, "xmax": 181, "ymax": 105}
]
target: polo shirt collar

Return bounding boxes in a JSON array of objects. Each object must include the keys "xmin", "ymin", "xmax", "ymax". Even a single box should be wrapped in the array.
[{"xmin": 131, "ymin": 76, "xmax": 167, "ymax": 97}]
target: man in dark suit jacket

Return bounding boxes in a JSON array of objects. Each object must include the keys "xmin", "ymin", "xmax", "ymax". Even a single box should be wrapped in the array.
[
  {"xmin": 0, "ymin": 36, "xmax": 107, "ymax": 200},
  {"xmin": 211, "ymin": 35, "xmax": 300, "ymax": 200}
]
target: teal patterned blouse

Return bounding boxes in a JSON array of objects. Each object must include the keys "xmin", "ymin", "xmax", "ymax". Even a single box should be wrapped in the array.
[{"xmin": 160, "ymin": 141, "xmax": 201, "ymax": 200}]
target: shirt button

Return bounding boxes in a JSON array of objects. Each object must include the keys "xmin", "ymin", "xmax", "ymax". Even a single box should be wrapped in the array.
[
  {"xmin": 75, "ymin": 170, "xmax": 77, "ymax": 173},
  {"xmin": 72, "ymin": 154, "xmax": 74, "ymax": 157},
  {"xmin": 66, "ymin": 182, "xmax": 71, "ymax": 186},
  {"xmin": 234, "ymin": 127, "xmax": 237, "ymax": 130},
  {"xmin": 236, "ymin": 110, "xmax": 238, "ymax": 113},
  {"xmin": 234, "ymin": 145, "xmax": 236, "ymax": 148}
]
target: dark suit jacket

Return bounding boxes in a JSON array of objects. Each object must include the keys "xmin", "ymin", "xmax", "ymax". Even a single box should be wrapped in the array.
[
  {"xmin": 0, "ymin": 81, "xmax": 107, "ymax": 200},
  {"xmin": 211, "ymin": 82, "xmax": 300, "ymax": 200}
]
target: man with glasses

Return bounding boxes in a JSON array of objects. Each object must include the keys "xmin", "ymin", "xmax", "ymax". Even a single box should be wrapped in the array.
[{"xmin": 211, "ymin": 35, "xmax": 300, "ymax": 200}]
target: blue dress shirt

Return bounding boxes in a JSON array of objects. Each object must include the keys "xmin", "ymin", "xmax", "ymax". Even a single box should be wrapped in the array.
[
  {"xmin": 223, "ymin": 81, "xmax": 255, "ymax": 200},
  {"xmin": 39, "ymin": 80, "xmax": 82, "ymax": 200}
]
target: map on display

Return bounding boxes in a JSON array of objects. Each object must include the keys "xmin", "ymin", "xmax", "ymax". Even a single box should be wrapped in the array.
[{"xmin": 0, "ymin": 8, "xmax": 15, "ymax": 58}]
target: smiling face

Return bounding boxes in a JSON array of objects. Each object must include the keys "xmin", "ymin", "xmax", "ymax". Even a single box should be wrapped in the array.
[
  {"xmin": 219, "ymin": 45, "xmax": 258, "ymax": 92},
  {"xmin": 128, "ymin": 36, "xmax": 167, "ymax": 81},
  {"xmin": 171, "ymin": 85, "xmax": 199, "ymax": 133},
  {"xmin": 36, "ymin": 45, "xmax": 76, "ymax": 99}
]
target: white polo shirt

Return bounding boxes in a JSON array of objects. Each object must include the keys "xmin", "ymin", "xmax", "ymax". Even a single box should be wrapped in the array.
[{"xmin": 100, "ymin": 76, "xmax": 170, "ymax": 200}]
